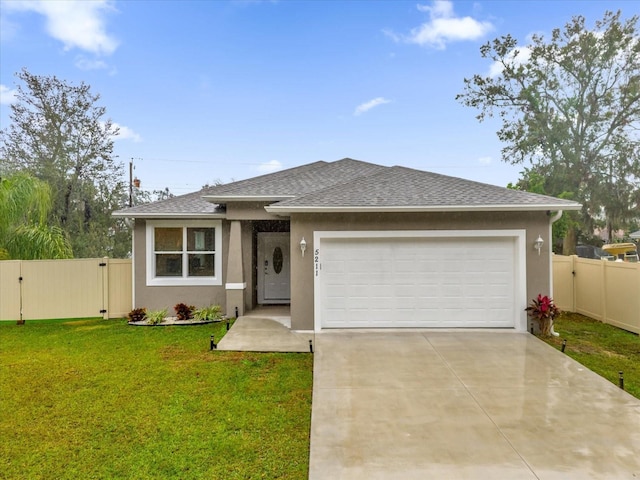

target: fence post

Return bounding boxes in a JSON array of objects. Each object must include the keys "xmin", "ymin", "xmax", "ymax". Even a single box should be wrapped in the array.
[
  {"xmin": 636, "ymin": 265, "xmax": 640, "ymax": 333},
  {"xmin": 570, "ymin": 255, "xmax": 576, "ymax": 312},
  {"xmin": 601, "ymin": 259, "xmax": 607, "ymax": 325},
  {"xmin": 101, "ymin": 257, "xmax": 109, "ymax": 320}
]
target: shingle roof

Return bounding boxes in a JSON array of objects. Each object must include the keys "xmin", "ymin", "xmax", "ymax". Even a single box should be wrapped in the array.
[
  {"xmin": 268, "ymin": 166, "xmax": 582, "ymax": 212},
  {"xmin": 201, "ymin": 158, "xmax": 386, "ymax": 199},
  {"xmin": 112, "ymin": 189, "xmax": 223, "ymax": 217},
  {"xmin": 113, "ymin": 158, "xmax": 582, "ymax": 217}
]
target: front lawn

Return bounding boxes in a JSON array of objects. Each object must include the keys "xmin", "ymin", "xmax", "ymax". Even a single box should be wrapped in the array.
[
  {"xmin": 540, "ymin": 312, "xmax": 640, "ymax": 400},
  {"xmin": 0, "ymin": 318, "xmax": 313, "ymax": 479}
]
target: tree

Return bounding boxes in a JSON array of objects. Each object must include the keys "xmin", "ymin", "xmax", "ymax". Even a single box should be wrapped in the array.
[
  {"xmin": 508, "ymin": 169, "xmax": 580, "ymax": 252},
  {"xmin": 457, "ymin": 11, "xmax": 640, "ymax": 253},
  {"xmin": 133, "ymin": 186, "xmax": 175, "ymax": 205},
  {"xmin": 0, "ymin": 69, "xmax": 129, "ymax": 257},
  {"xmin": 0, "ymin": 172, "xmax": 73, "ymax": 260}
]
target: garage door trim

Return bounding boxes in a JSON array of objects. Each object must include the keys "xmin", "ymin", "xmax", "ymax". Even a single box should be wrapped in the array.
[{"xmin": 313, "ymin": 230, "xmax": 527, "ymax": 332}]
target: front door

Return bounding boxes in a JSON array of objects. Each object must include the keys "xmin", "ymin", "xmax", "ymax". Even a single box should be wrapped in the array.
[{"xmin": 257, "ymin": 232, "xmax": 291, "ymax": 304}]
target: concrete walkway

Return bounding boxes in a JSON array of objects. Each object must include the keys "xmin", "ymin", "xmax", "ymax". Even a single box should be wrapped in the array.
[
  {"xmin": 309, "ymin": 331, "xmax": 640, "ymax": 479},
  {"xmin": 216, "ymin": 307, "xmax": 314, "ymax": 353}
]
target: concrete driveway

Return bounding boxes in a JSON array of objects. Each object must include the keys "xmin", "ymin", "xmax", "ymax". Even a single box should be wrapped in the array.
[{"xmin": 309, "ymin": 331, "xmax": 640, "ymax": 479}]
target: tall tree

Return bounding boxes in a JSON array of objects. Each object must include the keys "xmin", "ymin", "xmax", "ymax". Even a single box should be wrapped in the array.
[
  {"xmin": 508, "ymin": 169, "xmax": 580, "ymax": 252},
  {"xmin": 457, "ymin": 11, "xmax": 640, "ymax": 253},
  {"xmin": 0, "ymin": 172, "xmax": 72, "ymax": 260},
  {"xmin": 0, "ymin": 69, "xmax": 129, "ymax": 257}
]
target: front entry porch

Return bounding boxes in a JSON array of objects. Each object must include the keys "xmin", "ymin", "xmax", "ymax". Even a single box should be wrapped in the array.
[
  {"xmin": 217, "ymin": 305, "xmax": 314, "ymax": 353},
  {"xmin": 225, "ymin": 219, "xmax": 290, "ymax": 318}
]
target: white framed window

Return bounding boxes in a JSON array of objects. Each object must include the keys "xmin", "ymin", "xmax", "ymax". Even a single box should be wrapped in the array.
[{"xmin": 146, "ymin": 220, "xmax": 222, "ymax": 286}]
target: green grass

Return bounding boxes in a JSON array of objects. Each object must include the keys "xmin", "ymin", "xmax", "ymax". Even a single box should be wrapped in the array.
[
  {"xmin": 540, "ymin": 312, "xmax": 640, "ymax": 400},
  {"xmin": 0, "ymin": 318, "xmax": 313, "ymax": 479}
]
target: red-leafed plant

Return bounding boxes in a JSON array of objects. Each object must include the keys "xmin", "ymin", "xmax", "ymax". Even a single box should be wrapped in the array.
[
  {"xmin": 526, "ymin": 294, "xmax": 560, "ymax": 336},
  {"xmin": 128, "ymin": 307, "xmax": 147, "ymax": 323},
  {"xmin": 174, "ymin": 303, "xmax": 195, "ymax": 321}
]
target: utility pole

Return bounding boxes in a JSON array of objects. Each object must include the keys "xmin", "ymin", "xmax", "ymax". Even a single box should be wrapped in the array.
[
  {"xmin": 129, "ymin": 158, "xmax": 142, "ymax": 207},
  {"xmin": 129, "ymin": 158, "xmax": 133, "ymax": 207}
]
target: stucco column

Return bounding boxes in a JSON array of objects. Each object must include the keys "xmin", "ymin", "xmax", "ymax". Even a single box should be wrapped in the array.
[{"xmin": 225, "ymin": 220, "xmax": 246, "ymax": 317}]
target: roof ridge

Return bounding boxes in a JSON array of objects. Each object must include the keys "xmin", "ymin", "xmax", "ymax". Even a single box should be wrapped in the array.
[
  {"xmin": 286, "ymin": 161, "xmax": 388, "ymax": 204},
  {"xmin": 202, "ymin": 158, "xmax": 387, "ymax": 198},
  {"xmin": 202, "ymin": 160, "xmax": 328, "ymax": 195}
]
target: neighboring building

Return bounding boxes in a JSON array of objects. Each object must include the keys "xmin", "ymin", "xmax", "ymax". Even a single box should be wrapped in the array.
[
  {"xmin": 593, "ymin": 226, "xmax": 625, "ymax": 243},
  {"xmin": 113, "ymin": 158, "xmax": 581, "ymax": 332}
]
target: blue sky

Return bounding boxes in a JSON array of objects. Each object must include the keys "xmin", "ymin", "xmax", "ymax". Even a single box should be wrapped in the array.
[{"xmin": 1, "ymin": 0, "xmax": 637, "ymax": 195}]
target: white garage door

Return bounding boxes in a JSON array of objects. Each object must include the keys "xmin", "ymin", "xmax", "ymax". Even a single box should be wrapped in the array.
[{"xmin": 318, "ymin": 235, "xmax": 517, "ymax": 329}]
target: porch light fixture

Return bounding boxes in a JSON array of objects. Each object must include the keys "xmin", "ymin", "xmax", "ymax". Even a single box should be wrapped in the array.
[
  {"xmin": 300, "ymin": 237, "xmax": 307, "ymax": 257},
  {"xmin": 534, "ymin": 234, "xmax": 544, "ymax": 256}
]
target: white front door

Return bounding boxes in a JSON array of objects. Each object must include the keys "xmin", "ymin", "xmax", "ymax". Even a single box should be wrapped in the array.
[{"xmin": 257, "ymin": 232, "xmax": 291, "ymax": 304}]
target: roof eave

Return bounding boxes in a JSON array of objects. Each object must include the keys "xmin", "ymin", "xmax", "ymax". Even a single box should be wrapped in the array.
[
  {"xmin": 264, "ymin": 204, "xmax": 583, "ymax": 214},
  {"xmin": 112, "ymin": 212, "xmax": 227, "ymax": 219}
]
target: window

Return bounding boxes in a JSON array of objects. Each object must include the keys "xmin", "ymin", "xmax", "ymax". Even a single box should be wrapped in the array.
[{"xmin": 146, "ymin": 220, "xmax": 222, "ymax": 286}]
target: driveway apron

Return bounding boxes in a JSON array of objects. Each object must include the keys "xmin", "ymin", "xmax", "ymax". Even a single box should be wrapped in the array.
[{"xmin": 308, "ymin": 331, "xmax": 640, "ymax": 480}]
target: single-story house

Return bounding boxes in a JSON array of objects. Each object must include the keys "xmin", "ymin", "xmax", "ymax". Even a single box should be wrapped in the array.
[{"xmin": 113, "ymin": 158, "xmax": 582, "ymax": 332}]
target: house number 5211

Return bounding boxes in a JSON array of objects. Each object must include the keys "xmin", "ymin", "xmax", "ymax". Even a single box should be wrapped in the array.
[{"xmin": 314, "ymin": 249, "xmax": 320, "ymax": 277}]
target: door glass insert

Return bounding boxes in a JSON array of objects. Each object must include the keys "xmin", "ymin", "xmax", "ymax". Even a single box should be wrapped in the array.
[{"xmin": 273, "ymin": 247, "xmax": 283, "ymax": 274}]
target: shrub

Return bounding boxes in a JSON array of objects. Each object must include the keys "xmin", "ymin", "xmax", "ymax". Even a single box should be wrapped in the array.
[
  {"xmin": 128, "ymin": 308, "xmax": 147, "ymax": 323},
  {"xmin": 146, "ymin": 308, "xmax": 168, "ymax": 325},
  {"xmin": 193, "ymin": 304, "xmax": 223, "ymax": 322},
  {"xmin": 174, "ymin": 303, "xmax": 195, "ymax": 320},
  {"xmin": 526, "ymin": 294, "xmax": 560, "ymax": 336}
]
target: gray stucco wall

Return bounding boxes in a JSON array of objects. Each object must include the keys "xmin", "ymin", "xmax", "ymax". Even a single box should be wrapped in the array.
[
  {"xmin": 240, "ymin": 220, "xmax": 254, "ymax": 312},
  {"xmin": 289, "ymin": 211, "xmax": 553, "ymax": 331},
  {"xmin": 226, "ymin": 201, "xmax": 282, "ymax": 221}
]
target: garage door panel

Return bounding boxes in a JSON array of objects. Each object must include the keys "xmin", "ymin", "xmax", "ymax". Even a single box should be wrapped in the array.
[
  {"xmin": 395, "ymin": 286, "xmax": 438, "ymax": 298},
  {"xmin": 325, "ymin": 285, "xmax": 349, "ymax": 298},
  {"xmin": 319, "ymin": 235, "xmax": 518, "ymax": 329}
]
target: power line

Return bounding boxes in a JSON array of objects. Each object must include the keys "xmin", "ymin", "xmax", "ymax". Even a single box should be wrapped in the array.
[{"xmin": 134, "ymin": 157, "xmax": 288, "ymax": 167}]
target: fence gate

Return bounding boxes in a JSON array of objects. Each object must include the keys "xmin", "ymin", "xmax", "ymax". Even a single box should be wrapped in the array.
[
  {"xmin": 0, "ymin": 261, "xmax": 22, "ymax": 321},
  {"xmin": 552, "ymin": 255, "xmax": 640, "ymax": 334}
]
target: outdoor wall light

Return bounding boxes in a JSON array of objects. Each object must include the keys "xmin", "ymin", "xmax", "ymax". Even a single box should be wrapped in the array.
[
  {"xmin": 300, "ymin": 237, "xmax": 307, "ymax": 257},
  {"xmin": 534, "ymin": 234, "xmax": 544, "ymax": 256}
]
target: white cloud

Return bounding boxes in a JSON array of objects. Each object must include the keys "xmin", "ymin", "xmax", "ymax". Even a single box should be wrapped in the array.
[
  {"xmin": 3, "ymin": 0, "xmax": 118, "ymax": 55},
  {"xmin": 387, "ymin": 0, "xmax": 493, "ymax": 50},
  {"xmin": 75, "ymin": 56, "xmax": 108, "ymax": 71},
  {"xmin": 0, "ymin": 12, "xmax": 20, "ymax": 42},
  {"xmin": 110, "ymin": 122, "xmax": 142, "ymax": 142},
  {"xmin": 417, "ymin": 0, "xmax": 453, "ymax": 17},
  {"xmin": 489, "ymin": 46, "xmax": 531, "ymax": 77},
  {"xmin": 257, "ymin": 160, "xmax": 283, "ymax": 173},
  {"xmin": 354, "ymin": 97, "xmax": 391, "ymax": 116},
  {"xmin": 477, "ymin": 156, "xmax": 492, "ymax": 165},
  {"xmin": 0, "ymin": 84, "xmax": 18, "ymax": 105}
]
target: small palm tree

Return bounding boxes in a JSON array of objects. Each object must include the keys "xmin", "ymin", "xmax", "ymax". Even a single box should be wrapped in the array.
[{"xmin": 0, "ymin": 173, "xmax": 72, "ymax": 260}]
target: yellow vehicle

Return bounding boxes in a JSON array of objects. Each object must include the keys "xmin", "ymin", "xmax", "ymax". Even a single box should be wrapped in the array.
[{"xmin": 602, "ymin": 243, "xmax": 639, "ymax": 262}]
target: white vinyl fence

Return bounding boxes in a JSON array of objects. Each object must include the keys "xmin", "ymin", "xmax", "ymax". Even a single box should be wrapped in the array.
[
  {"xmin": 553, "ymin": 255, "xmax": 640, "ymax": 334},
  {"xmin": 0, "ymin": 258, "xmax": 131, "ymax": 321},
  {"xmin": 1, "ymin": 255, "xmax": 637, "ymax": 332}
]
